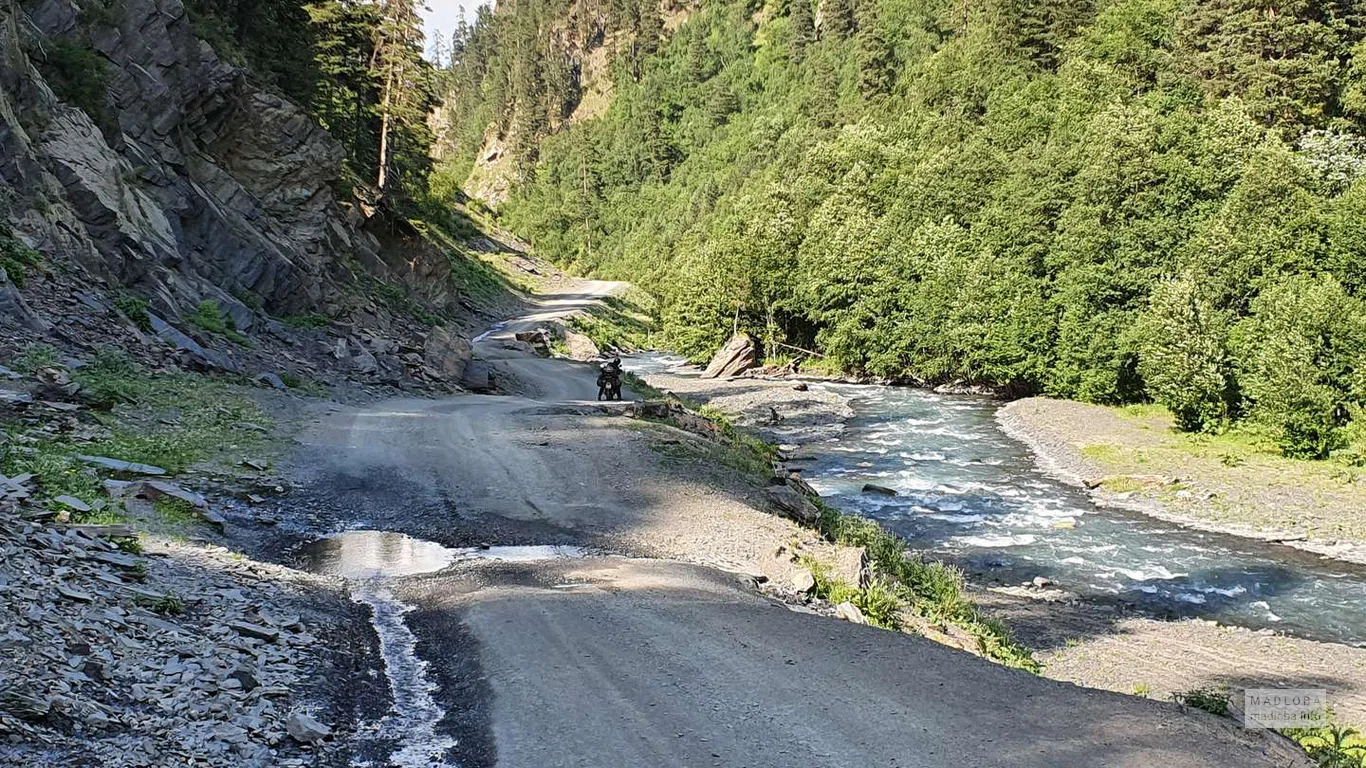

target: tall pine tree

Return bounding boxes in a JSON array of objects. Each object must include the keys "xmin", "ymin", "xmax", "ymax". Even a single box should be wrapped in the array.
[
  {"xmin": 791, "ymin": 0, "xmax": 814, "ymax": 63},
  {"xmin": 371, "ymin": 0, "xmax": 433, "ymax": 195},
  {"xmin": 856, "ymin": 0, "xmax": 893, "ymax": 96}
]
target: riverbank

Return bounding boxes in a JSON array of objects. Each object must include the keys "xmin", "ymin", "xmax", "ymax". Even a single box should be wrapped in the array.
[
  {"xmin": 998, "ymin": 398, "xmax": 1366, "ymax": 566},
  {"xmin": 631, "ymin": 363, "xmax": 1366, "ymax": 726}
]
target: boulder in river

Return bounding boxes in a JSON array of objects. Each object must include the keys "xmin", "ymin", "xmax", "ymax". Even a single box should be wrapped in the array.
[
  {"xmin": 701, "ymin": 334, "xmax": 757, "ymax": 379},
  {"xmin": 861, "ymin": 483, "xmax": 898, "ymax": 497}
]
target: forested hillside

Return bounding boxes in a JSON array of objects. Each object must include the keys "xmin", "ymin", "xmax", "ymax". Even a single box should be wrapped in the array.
[{"xmin": 433, "ymin": 0, "xmax": 1366, "ymax": 461}]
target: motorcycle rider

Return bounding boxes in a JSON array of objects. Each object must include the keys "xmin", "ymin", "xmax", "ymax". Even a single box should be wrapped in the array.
[{"xmin": 597, "ymin": 355, "xmax": 623, "ymax": 400}]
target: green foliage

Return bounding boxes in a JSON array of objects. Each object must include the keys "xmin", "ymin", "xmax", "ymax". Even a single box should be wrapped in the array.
[
  {"xmin": 1283, "ymin": 720, "xmax": 1366, "ymax": 768},
  {"xmin": 0, "ymin": 444, "xmax": 102, "ymax": 505},
  {"xmin": 150, "ymin": 592, "xmax": 186, "ymax": 616},
  {"xmin": 115, "ymin": 294, "xmax": 153, "ymax": 332},
  {"xmin": 0, "ymin": 221, "xmax": 43, "ymax": 287},
  {"xmin": 1134, "ymin": 274, "xmax": 1235, "ymax": 431},
  {"xmin": 1173, "ymin": 687, "xmax": 1232, "ymax": 716},
  {"xmin": 437, "ymin": 0, "xmax": 1366, "ymax": 461},
  {"xmin": 281, "ymin": 312, "xmax": 332, "ymax": 330},
  {"xmin": 814, "ymin": 499, "xmax": 1039, "ymax": 671},
  {"xmin": 153, "ymin": 497, "xmax": 200, "ymax": 525},
  {"xmin": 11, "ymin": 343, "xmax": 60, "ymax": 375},
  {"xmin": 32, "ymin": 38, "xmax": 109, "ymax": 119},
  {"xmin": 74, "ymin": 348, "xmax": 150, "ymax": 408},
  {"xmin": 1231, "ymin": 274, "xmax": 1366, "ymax": 458},
  {"xmin": 187, "ymin": 300, "xmax": 250, "ymax": 346}
]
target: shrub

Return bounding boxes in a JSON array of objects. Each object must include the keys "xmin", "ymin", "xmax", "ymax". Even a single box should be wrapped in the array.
[
  {"xmin": 35, "ymin": 39, "xmax": 110, "ymax": 119},
  {"xmin": 0, "ymin": 221, "xmax": 43, "ymax": 286},
  {"xmin": 12, "ymin": 343, "xmax": 61, "ymax": 374},
  {"xmin": 1283, "ymin": 721, "xmax": 1366, "ymax": 768},
  {"xmin": 1231, "ymin": 275, "xmax": 1366, "ymax": 458},
  {"xmin": 187, "ymin": 300, "xmax": 250, "ymax": 345},
  {"xmin": 1173, "ymin": 687, "xmax": 1232, "ymax": 716},
  {"xmin": 1134, "ymin": 275, "xmax": 1236, "ymax": 433},
  {"xmin": 115, "ymin": 294, "xmax": 153, "ymax": 332}
]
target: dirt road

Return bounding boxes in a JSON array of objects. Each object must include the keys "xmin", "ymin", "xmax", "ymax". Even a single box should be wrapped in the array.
[{"xmin": 289, "ymin": 280, "xmax": 1306, "ymax": 768}]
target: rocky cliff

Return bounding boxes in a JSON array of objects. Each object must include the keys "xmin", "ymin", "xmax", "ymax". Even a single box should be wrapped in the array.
[{"xmin": 0, "ymin": 0, "xmax": 460, "ymax": 337}]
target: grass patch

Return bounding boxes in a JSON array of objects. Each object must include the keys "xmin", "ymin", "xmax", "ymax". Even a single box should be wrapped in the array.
[
  {"xmin": 623, "ymin": 371, "xmax": 667, "ymax": 400},
  {"xmin": 1099, "ymin": 476, "xmax": 1146, "ymax": 494},
  {"xmin": 813, "ymin": 500, "xmax": 1040, "ymax": 671},
  {"xmin": 1080, "ymin": 443, "xmax": 1123, "ymax": 465},
  {"xmin": 187, "ymin": 300, "xmax": 250, "ymax": 346},
  {"xmin": 1173, "ymin": 687, "xmax": 1231, "ymax": 716},
  {"xmin": 114, "ymin": 294, "xmax": 153, "ymax": 332},
  {"xmin": 0, "ymin": 220, "xmax": 43, "ymax": 286},
  {"xmin": 281, "ymin": 312, "xmax": 332, "ymax": 330},
  {"xmin": 11, "ymin": 342, "xmax": 60, "ymax": 374},
  {"xmin": 1, "ymin": 445, "xmax": 103, "ymax": 505},
  {"xmin": 74, "ymin": 348, "xmax": 150, "ymax": 408},
  {"xmin": 1119, "ymin": 403, "xmax": 1169, "ymax": 420},
  {"xmin": 6, "ymin": 370, "xmax": 275, "ymax": 482},
  {"xmin": 697, "ymin": 405, "xmax": 777, "ymax": 482},
  {"xmin": 153, "ymin": 497, "xmax": 199, "ymax": 525}
]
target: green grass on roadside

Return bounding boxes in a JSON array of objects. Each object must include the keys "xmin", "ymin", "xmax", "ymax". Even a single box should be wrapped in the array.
[
  {"xmin": 812, "ymin": 500, "xmax": 1040, "ymax": 672},
  {"xmin": 2, "ymin": 363, "xmax": 275, "ymax": 510}
]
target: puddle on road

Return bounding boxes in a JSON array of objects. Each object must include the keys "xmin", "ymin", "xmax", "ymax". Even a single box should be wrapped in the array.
[
  {"xmin": 296, "ymin": 530, "xmax": 590, "ymax": 768},
  {"xmin": 298, "ymin": 530, "xmax": 591, "ymax": 580}
]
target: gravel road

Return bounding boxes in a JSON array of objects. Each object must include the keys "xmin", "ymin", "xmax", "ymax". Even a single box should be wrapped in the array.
[{"xmin": 284, "ymin": 281, "xmax": 1309, "ymax": 768}]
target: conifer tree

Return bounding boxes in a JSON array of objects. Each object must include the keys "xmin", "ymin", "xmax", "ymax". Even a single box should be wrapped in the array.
[
  {"xmin": 823, "ymin": 0, "xmax": 856, "ymax": 41},
  {"xmin": 856, "ymin": 0, "xmax": 893, "ymax": 96},
  {"xmin": 791, "ymin": 0, "xmax": 814, "ymax": 64},
  {"xmin": 371, "ymin": 0, "xmax": 432, "ymax": 194}
]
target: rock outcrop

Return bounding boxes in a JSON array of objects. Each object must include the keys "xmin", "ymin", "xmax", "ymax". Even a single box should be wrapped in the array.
[
  {"xmin": 701, "ymin": 334, "xmax": 757, "ymax": 379},
  {"xmin": 0, "ymin": 0, "xmax": 458, "ymax": 328}
]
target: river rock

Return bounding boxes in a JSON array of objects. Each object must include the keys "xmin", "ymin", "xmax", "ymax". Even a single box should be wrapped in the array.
[
  {"xmin": 701, "ymin": 334, "xmax": 757, "ymax": 379},
  {"xmin": 861, "ymin": 484, "xmax": 898, "ymax": 497},
  {"xmin": 834, "ymin": 601, "xmax": 868, "ymax": 625},
  {"xmin": 286, "ymin": 711, "xmax": 331, "ymax": 743},
  {"xmin": 228, "ymin": 621, "xmax": 280, "ymax": 643},
  {"xmin": 53, "ymin": 495, "xmax": 92, "ymax": 513},
  {"xmin": 424, "ymin": 326, "xmax": 472, "ymax": 381},
  {"xmin": 76, "ymin": 455, "xmax": 167, "ymax": 476},
  {"xmin": 791, "ymin": 568, "xmax": 817, "ymax": 595},
  {"xmin": 830, "ymin": 547, "xmax": 870, "ymax": 590},
  {"xmin": 764, "ymin": 485, "xmax": 819, "ymax": 525}
]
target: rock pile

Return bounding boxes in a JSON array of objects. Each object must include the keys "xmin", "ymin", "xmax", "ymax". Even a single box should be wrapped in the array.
[{"xmin": 0, "ymin": 481, "xmax": 353, "ymax": 767}]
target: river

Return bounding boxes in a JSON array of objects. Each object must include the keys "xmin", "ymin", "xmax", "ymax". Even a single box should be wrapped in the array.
[{"xmin": 627, "ymin": 355, "xmax": 1366, "ymax": 647}]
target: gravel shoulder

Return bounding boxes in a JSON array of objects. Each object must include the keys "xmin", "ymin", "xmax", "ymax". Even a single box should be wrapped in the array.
[{"xmin": 998, "ymin": 397, "xmax": 1366, "ymax": 565}]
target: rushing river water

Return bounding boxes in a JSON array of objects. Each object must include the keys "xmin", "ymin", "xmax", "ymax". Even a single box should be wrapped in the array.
[{"xmin": 627, "ymin": 355, "xmax": 1366, "ymax": 647}]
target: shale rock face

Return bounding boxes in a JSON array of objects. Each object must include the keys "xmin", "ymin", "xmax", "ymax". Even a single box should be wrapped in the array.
[{"xmin": 0, "ymin": 0, "xmax": 451, "ymax": 324}]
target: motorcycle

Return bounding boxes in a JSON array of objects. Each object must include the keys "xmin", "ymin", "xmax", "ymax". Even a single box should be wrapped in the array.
[{"xmin": 597, "ymin": 364, "xmax": 623, "ymax": 401}]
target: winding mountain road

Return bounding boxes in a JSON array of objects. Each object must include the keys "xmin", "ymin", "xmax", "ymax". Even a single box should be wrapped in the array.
[{"xmin": 291, "ymin": 279, "xmax": 1305, "ymax": 768}]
